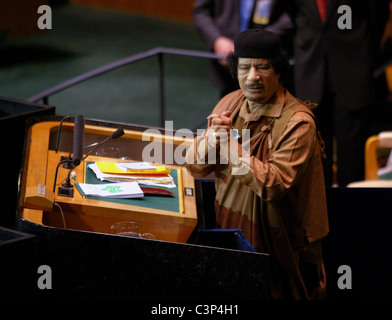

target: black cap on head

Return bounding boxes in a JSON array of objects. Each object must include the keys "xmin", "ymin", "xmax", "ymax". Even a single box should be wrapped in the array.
[{"xmin": 234, "ymin": 29, "xmax": 281, "ymax": 59}]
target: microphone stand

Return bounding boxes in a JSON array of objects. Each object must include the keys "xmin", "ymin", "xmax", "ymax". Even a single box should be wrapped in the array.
[
  {"xmin": 53, "ymin": 115, "xmax": 84, "ymax": 197},
  {"xmin": 53, "ymin": 127, "xmax": 125, "ymax": 198},
  {"xmin": 53, "ymin": 158, "xmax": 76, "ymax": 197}
]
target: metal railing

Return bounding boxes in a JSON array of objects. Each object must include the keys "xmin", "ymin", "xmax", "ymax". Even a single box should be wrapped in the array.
[
  {"xmin": 27, "ymin": 47, "xmax": 224, "ymax": 128},
  {"xmin": 27, "ymin": 46, "xmax": 391, "ymax": 129}
]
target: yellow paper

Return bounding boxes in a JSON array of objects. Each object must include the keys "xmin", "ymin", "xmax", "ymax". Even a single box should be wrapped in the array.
[{"xmin": 96, "ymin": 161, "xmax": 171, "ymax": 175}]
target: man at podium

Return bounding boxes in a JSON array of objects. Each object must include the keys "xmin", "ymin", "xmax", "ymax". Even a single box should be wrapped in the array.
[{"xmin": 186, "ymin": 29, "xmax": 329, "ymax": 300}]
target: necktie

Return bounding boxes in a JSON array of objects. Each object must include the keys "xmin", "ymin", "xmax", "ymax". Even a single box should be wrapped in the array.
[{"xmin": 316, "ymin": 0, "xmax": 329, "ymax": 23}]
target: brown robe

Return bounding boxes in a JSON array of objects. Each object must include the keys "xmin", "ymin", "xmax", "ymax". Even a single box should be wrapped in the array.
[{"xmin": 186, "ymin": 87, "xmax": 329, "ymax": 299}]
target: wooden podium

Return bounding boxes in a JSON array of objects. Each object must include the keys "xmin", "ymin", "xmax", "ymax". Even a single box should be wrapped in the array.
[
  {"xmin": 19, "ymin": 119, "xmax": 198, "ymax": 243},
  {"xmin": 15, "ymin": 117, "xmax": 270, "ymax": 300}
]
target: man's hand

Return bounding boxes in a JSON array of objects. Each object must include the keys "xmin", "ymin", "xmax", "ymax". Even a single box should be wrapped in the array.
[
  {"xmin": 205, "ymin": 111, "xmax": 246, "ymax": 165},
  {"xmin": 213, "ymin": 37, "xmax": 234, "ymax": 67},
  {"xmin": 207, "ymin": 110, "xmax": 232, "ymax": 139},
  {"xmin": 207, "ymin": 111, "xmax": 234, "ymax": 151}
]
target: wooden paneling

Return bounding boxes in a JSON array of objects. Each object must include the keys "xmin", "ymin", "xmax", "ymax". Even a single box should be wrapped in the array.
[
  {"xmin": 70, "ymin": 0, "xmax": 195, "ymax": 23},
  {"xmin": 0, "ymin": 0, "xmax": 48, "ymax": 37}
]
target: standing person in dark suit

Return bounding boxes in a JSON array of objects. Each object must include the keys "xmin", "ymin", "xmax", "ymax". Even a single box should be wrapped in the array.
[
  {"xmin": 283, "ymin": 0, "xmax": 391, "ymax": 186},
  {"xmin": 193, "ymin": 0, "xmax": 293, "ymax": 98}
]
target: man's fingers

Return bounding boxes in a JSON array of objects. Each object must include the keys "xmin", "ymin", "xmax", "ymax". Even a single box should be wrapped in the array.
[{"xmin": 207, "ymin": 113, "xmax": 219, "ymax": 127}]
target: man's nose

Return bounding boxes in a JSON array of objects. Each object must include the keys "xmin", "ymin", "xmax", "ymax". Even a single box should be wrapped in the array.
[{"xmin": 247, "ymin": 67, "xmax": 261, "ymax": 81}]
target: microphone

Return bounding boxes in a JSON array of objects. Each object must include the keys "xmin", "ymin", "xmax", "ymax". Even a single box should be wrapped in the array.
[
  {"xmin": 72, "ymin": 115, "xmax": 85, "ymax": 166},
  {"xmin": 82, "ymin": 127, "xmax": 125, "ymax": 161},
  {"xmin": 53, "ymin": 115, "xmax": 85, "ymax": 197},
  {"xmin": 111, "ymin": 127, "xmax": 125, "ymax": 139},
  {"xmin": 53, "ymin": 125, "xmax": 125, "ymax": 197}
]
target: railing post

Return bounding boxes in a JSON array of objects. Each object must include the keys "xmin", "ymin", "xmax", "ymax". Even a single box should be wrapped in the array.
[{"xmin": 157, "ymin": 52, "xmax": 165, "ymax": 128}]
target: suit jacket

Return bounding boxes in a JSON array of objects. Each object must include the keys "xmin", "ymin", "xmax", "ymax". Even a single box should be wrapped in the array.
[
  {"xmin": 283, "ymin": 0, "xmax": 390, "ymax": 108},
  {"xmin": 193, "ymin": 0, "xmax": 293, "ymax": 92}
]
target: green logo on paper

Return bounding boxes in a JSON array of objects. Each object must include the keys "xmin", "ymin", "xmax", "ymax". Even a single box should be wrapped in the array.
[{"xmin": 101, "ymin": 186, "xmax": 122, "ymax": 193}]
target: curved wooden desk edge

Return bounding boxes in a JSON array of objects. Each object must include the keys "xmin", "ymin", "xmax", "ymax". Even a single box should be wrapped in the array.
[{"xmin": 365, "ymin": 135, "xmax": 380, "ymax": 180}]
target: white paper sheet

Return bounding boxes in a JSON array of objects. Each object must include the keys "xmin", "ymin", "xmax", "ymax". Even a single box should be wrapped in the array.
[{"xmin": 77, "ymin": 181, "xmax": 144, "ymax": 198}]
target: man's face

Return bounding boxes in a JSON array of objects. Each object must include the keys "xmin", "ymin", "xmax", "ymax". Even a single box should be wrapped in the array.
[{"xmin": 237, "ymin": 58, "xmax": 280, "ymax": 104}]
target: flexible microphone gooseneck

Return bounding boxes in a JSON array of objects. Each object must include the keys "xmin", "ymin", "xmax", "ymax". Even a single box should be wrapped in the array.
[
  {"xmin": 54, "ymin": 116, "xmax": 72, "ymax": 153},
  {"xmin": 82, "ymin": 127, "xmax": 125, "ymax": 161}
]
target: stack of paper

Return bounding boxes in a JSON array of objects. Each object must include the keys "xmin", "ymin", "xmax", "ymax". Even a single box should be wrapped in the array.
[
  {"xmin": 88, "ymin": 161, "xmax": 176, "ymax": 188},
  {"xmin": 77, "ymin": 181, "xmax": 144, "ymax": 198}
]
